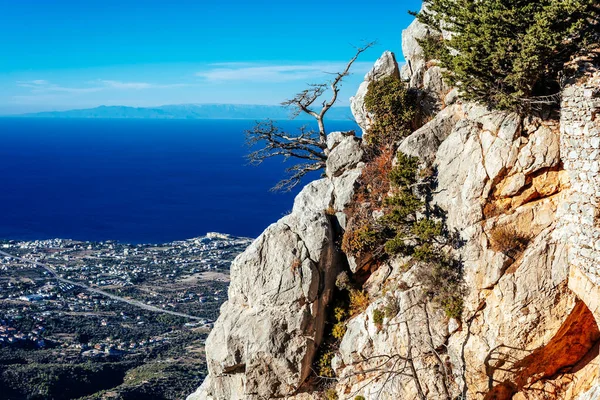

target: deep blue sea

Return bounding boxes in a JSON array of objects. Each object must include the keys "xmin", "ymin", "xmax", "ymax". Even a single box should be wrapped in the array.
[{"xmin": 0, "ymin": 118, "xmax": 358, "ymax": 243}]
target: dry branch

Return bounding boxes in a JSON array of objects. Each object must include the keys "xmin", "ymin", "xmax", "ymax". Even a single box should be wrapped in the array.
[{"xmin": 246, "ymin": 42, "xmax": 375, "ymax": 191}]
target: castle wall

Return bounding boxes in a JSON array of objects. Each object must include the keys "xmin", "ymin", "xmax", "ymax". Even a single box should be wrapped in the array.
[{"xmin": 558, "ymin": 64, "xmax": 600, "ymax": 320}]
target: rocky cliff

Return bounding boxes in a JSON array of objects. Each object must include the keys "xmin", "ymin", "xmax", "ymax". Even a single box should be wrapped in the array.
[{"xmin": 189, "ymin": 15, "xmax": 600, "ymax": 400}]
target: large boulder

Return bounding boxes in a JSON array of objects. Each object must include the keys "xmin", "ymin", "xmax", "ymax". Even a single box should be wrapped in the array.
[
  {"xmin": 192, "ymin": 210, "xmax": 334, "ymax": 399},
  {"xmin": 326, "ymin": 131, "xmax": 363, "ymax": 178}
]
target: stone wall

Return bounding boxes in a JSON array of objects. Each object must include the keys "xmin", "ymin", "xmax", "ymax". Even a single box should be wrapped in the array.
[{"xmin": 558, "ymin": 62, "xmax": 600, "ymax": 321}]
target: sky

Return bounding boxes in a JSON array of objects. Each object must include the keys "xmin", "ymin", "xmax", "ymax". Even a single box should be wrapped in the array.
[{"xmin": 0, "ymin": 0, "xmax": 423, "ymax": 115}]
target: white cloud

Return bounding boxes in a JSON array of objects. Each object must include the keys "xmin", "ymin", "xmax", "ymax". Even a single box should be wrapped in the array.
[
  {"xmin": 98, "ymin": 80, "xmax": 154, "ymax": 89},
  {"xmin": 16, "ymin": 80, "xmax": 102, "ymax": 93},
  {"xmin": 15, "ymin": 79, "xmax": 189, "ymax": 96},
  {"xmin": 98, "ymin": 80, "xmax": 190, "ymax": 89},
  {"xmin": 196, "ymin": 61, "xmax": 373, "ymax": 83}
]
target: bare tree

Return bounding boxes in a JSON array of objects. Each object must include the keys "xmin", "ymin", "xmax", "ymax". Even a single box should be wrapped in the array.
[{"xmin": 246, "ymin": 42, "xmax": 374, "ymax": 191}]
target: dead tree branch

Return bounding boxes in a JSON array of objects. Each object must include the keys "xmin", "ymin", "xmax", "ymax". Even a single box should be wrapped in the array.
[{"xmin": 246, "ymin": 42, "xmax": 375, "ymax": 191}]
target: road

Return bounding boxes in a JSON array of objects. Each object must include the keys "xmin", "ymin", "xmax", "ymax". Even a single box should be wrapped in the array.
[{"xmin": 0, "ymin": 249, "xmax": 203, "ymax": 321}]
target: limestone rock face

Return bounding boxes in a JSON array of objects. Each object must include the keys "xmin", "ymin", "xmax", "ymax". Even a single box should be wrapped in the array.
[
  {"xmin": 399, "ymin": 5, "xmax": 454, "ymax": 116},
  {"xmin": 326, "ymin": 131, "xmax": 363, "ymax": 178},
  {"xmin": 328, "ymin": 43, "xmax": 599, "ymax": 399},
  {"xmin": 195, "ymin": 214, "xmax": 330, "ymax": 399},
  {"xmin": 189, "ymin": 133, "xmax": 364, "ymax": 400},
  {"xmin": 332, "ymin": 96, "xmax": 578, "ymax": 399},
  {"xmin": 400, "ymin": 13, "xmax": 432, "ymax": 89},
  {"xmin": 401, "ymin": 14, "xmax": 431, "ymax": 64},
  {"xmin": 190, "ymin": 17, "xmax": 600, "ymax": 400},
  {"xmin": 350, "ymin": 51, "xmax": 400, "ymax": 136},
  {"xmin": 397, "ymin": 103, "xmax": 462, "ymax": 164}
]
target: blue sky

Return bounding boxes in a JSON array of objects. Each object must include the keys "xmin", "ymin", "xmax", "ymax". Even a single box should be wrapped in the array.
[{"xmin": 0, "ymin": 0, "xmax": 422, "ymax": 114}]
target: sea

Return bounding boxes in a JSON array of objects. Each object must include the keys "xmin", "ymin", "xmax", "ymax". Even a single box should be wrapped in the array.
[{"xmin": 0, "ymin": 118, "xmax": 358, "ymax": 244}]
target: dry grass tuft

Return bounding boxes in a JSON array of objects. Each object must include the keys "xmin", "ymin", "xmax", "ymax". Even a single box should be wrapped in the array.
[{"xmin": 489, "ymin": 225, "xmax": 532, "ymax": 258}]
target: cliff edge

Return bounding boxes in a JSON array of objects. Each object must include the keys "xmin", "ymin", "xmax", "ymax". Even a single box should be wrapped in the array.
[{"xmin": 190, "ymin": 14, "xmax": 600, "ymax": 400}]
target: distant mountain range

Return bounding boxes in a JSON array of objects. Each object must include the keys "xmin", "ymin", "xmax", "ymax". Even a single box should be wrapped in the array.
[{"xmin": 12, "ymin": 104, "xmax": 355, "ymax": 121}]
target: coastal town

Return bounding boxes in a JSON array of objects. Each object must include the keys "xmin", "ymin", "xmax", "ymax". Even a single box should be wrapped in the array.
[{"xmin": 0, "ymin": 233, "xmax": 252, "ymax": 399}]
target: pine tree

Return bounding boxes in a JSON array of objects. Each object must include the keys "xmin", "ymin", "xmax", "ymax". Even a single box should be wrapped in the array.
[{"xmin": 416, "ymin": 0, "xmax": 599, "ymax": 112}]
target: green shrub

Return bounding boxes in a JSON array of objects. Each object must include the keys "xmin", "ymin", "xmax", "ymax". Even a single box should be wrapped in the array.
[
  {"xmin": 332, "ymin": 321, "xmax": 347, "ymax": 340},
  {"xmin": 440, "ymin": 295, "xmax": 464, "ymax": 320},
  {"xmin": 364, "ymin": 76, "xmax": 418, "ymax": 147},
  {"xmin": 372, "ymin": 308, "xmax": 385, "ymax": 329},
  {"xmin": 349, "ymin": 290, "xmax": 370, "ymax": 315},
  {"xmin": 355, "ymin": 396, "xmax": 366, "ymax": 400},
  {"xmin": 418, "ymin": 34, "xmax": 447, "ymax": 62},
  {"xmin": 317, "ymin": 351, "xmax": 336, "ymax": 378},
  {"xmin": 412, "ymin": 219, "xmax": 443, "ymax": 242},
  {"xmin": 382, "ymin": 153, "xmax": 435, "ymax": 259},
  {"xmin": 384, "ymin": 236, "xmax": 410, "ymax": 256},
  {"xmin": 412, "ymin": 243, "xmax": 436, "ymax": 262},
  {"xmin": 325, "ymin": 388, "xmax": 339, "ymax": 400},
  {"xmin": 341, "ymin": 224, "xmax": 380, "ymax": 256},
  {"xmin": 382, "ymin": 153, "xmax": 465, "ymax": 319},
  {"xmin": 416, "ymin": 0, "xmax": 600, "ymax": 112},
  {"xmin": 343, "ymin": 149, "xmax": 465, "ymax": 321}
]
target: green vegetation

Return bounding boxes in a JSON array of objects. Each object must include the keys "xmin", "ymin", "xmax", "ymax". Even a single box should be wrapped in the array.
[
  {"xmin": 355, "ymin": 396, "xmax": 366, "ymax": 400},
  {"xmin": 343, "ymin": 73, "xmax": 465, "ymax": 320},
  {"xmin": 416, "ymin": 0, "xmax": 600, "ymax": 112},
  {"xmin": 325, "ymin": 388, "xmax": 339, "ymax": 400},
  {"xmin": 0, "ymin": 362, "xmax": 130, "ymax": 400},
  {"xmin": 0, "ymin": 329, "xmax": 209, "ymax": 400},
  {"xmin": 381, "ymin": 153, "xmax": 442, "ymax": 259},
  {"xmin": 363, "ymin": 76, "xmax": 418, "ymax": 146},
  {"xmin": 104, "ymin": 362, "xmax": 205, "ymax": 400},
  {"xmin": 344, "ymin": 150, "xmax": 464, "ymax": 319},
  {"xmin": 372, "ymin": 308, "xmax": 385, "ymax": 330},
  {"xmin": 349, "ymin": 289, "xmax": 370, "ymax": 315},
  {"xmin": 316, "ymin": 351, "xmax": 336, "ymax": 378},
  {"xmin": 156, "ymin": 314, "xmax": 187, "ymax": 327},
  {"xmin": 331, "ymin": 306, "xmax": 348, "ymax": 340},
  {"xmin": 418, "ymin": 34, "xmax": 447, "ymax": 63},
  {"xmin": 383, "ymin": 154, "xmax": 464, "ymax": 318}
]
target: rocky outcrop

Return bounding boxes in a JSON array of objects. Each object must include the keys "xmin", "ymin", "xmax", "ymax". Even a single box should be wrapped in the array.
[
  {"xmin": 190, "ymin": 15, "xmax": 600, "ymax": 400},
  {"xmin": 331, "ymin": 78, "xmax": 579, "ymax": 399},
  {"xmin": 327, "ymin": 34, "xmax": 600, "ymax": 400},
  {"xmin": 400, "ymin": 10, "xmax": 432, "ymax": 89},
  {"xmin": 188, "ymin": 134, "xmax": 364, "ymax": 400}
]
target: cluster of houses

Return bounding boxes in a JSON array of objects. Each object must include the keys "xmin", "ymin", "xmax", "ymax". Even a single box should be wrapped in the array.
[
  {"xmin": 78, "ymin": 335, "xmax": 170, "ymax": 358},
  {"xmin": 0, "ymin": 234, "xmax": 250, "ymax": 358},
  {"xmin": 0, "ymin": 322, "xmax": 46, "ymax": 348}
]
